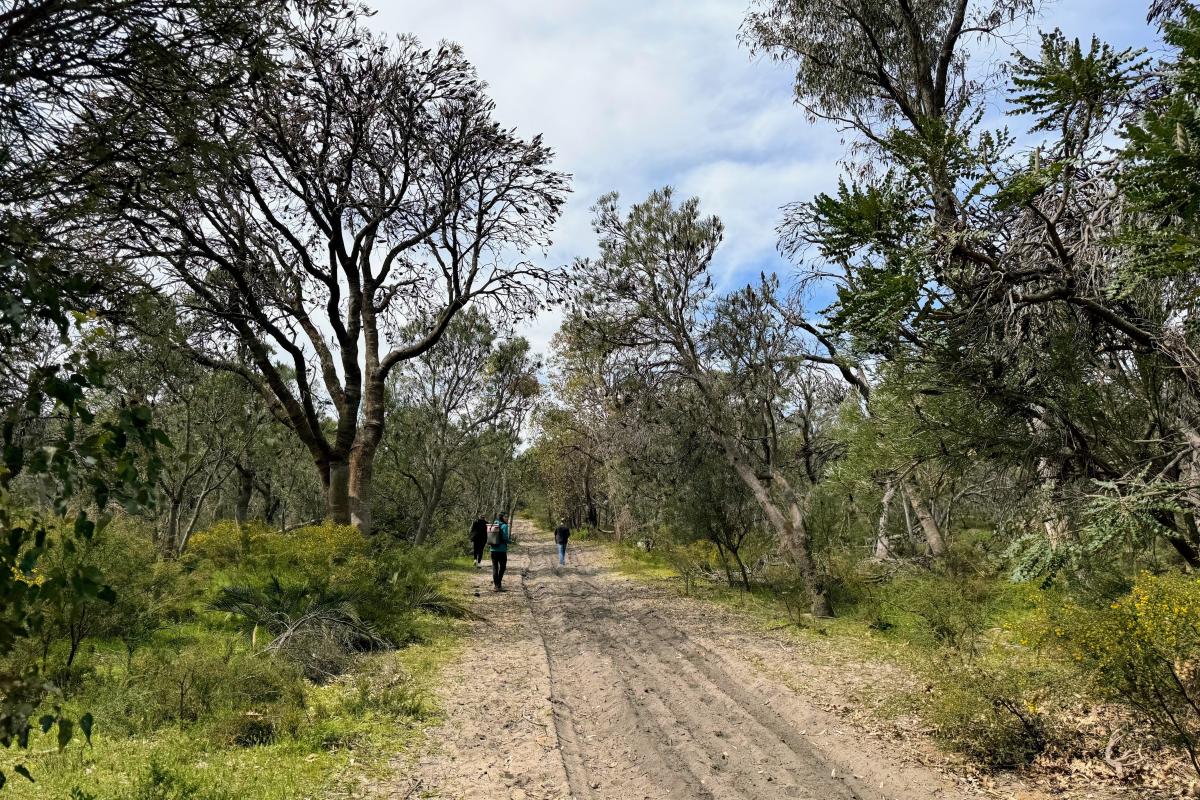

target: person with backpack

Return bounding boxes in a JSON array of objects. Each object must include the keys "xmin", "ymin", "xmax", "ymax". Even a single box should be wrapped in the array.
[
  {"xmin": 553, "ymin": 519, "xmax": 571, "ymax": 566},
  {"xmin": 487, "ymin": 512, "xmax": 511, "ymax": 591},
  {"xmin": 469, "ymin": 515, "xmax": 488, "ymax": 568}
]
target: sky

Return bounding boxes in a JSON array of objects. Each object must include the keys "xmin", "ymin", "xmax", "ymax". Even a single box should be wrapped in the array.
[{"xmin": 372, "ymin": 0, "xmax": 1161, "ymax": 357}]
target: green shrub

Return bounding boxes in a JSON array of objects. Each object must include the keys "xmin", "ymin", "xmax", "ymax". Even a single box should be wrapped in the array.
[
  {"xmin": 126, "ymin": 758, "xmax": 234, "ymax": 800},
  {"xmin": 259, "ymin": 523, "xmax": 370, "ymax": 585},
  {"xmin": 211, "ymin": 710, "xmax": 277, "ymax": 747},
  {"xmin": 1046, "ymin": 572, "xmax": 1200, "ymax": 774},
  {"xmin": 186, "ymin": 521, "xmax": 272, "ymax": 568},
  {"xmin": 344, "ymin": 657, "xmax": 430, "ymax": 719},
  {"xmin": 884, "ymin": 573, "xmax": 997, "ymax": 655},
  {"xmin": 106, "ymin": 643, "xmax": 305, "ymax": 732},
  {"xmin": 353, "ymin": 545, "xmax": 470, "ymax": 643},
  {"xmin": 926, "ymin": 659, "xmax": 1054, "ymax": 768},
  {"xmin": 827, "ymin": 553, "xmax": 894, "ymax": 630},
  {"xmin": 664, "ymin": 540, "xmax": 713, "ymax": 595},
  {"xmin": 211, "ymin": 576, "xmax": 388, "ymax": 681}
]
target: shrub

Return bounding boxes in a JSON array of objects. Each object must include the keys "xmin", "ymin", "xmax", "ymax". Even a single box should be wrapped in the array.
[
  {"xmin": 352, "ymin": 545, "xmax": 471, "ymax": 643},
  {"xmin": 22, "ymin": 518, "xmax": 197, "ymax": 681},
  {"xmin": 1046, "ymin": 572, "xmax": 1200, "ymax": 775},
  {"xmin": 926, "ymin": 658, "xmax": 1054, "ymax": 768},
  {"xmin": 664, "ymin": 540, "xmax": 713, "ymax": 595},
  {"xmin": 259, "ymin": 523, "xmax": 370, "ymax": 585},
  {"xmin": 186, "ymin": 521, "xmax": 272, "ymax": 568},
  {"xmin": 127, "ymin": 758, "xmax": 234, "ymax": 800},
  {"xmin": 210, "ymin": 709, "xmax": 278, "ymax": 747},
  {"xmin": 884, "ymin": 573, "xmax": 997, "ymax": 656},
  {"xmin": 111, "ymin": 643, "xmax": 306, "ymax": 732},
  {"xmin": 827, "ymin": 553, "xmax": 894, "ymax": 630},
  {"xmin": 211, "ymin": 577, "xmax": 387, "ymax": 682}
]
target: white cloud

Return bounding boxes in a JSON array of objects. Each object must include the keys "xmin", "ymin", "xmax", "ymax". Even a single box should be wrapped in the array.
[{"xmin": 369, "ymin": 0, "xmax": 1164, "ymax": 357}]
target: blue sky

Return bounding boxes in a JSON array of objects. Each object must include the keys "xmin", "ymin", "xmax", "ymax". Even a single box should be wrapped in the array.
[{"xmin": 373, "ymin": 0, "xmax": 1161, "ymax": 354}]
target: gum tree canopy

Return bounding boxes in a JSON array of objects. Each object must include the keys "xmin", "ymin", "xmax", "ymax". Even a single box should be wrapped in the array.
[{"xmin": 107, "ymin": 6, "xmax": 569, "ymax": 532}]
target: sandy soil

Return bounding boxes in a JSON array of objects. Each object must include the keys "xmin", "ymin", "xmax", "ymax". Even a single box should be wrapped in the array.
[
  {"xmin": 384, "ymin": 521, "xmax": 1071, "ymax": 800},
  {"xmin": 372, "ymin": 522, "xmax": 1148, "ymax": 800}
]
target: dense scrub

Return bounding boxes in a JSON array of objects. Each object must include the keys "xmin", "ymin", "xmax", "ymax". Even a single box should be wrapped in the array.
[{"xmin": 0, "ymin": 519, "xmax": 469, "ymax": 799}]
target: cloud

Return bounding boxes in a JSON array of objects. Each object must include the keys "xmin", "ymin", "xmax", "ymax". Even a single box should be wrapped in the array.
[
  {"xmin": 368, "ymin": 0, "xmax": 843, "ymax": 356},
  {"xmin": 369, "ymin": 0, "xmax": 1164, "ymax": 357}
]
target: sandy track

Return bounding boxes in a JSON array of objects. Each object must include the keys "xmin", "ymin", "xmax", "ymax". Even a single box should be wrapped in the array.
[{"xmin": 406, "ymin": 522, "xmax": 967, "ymax": 800}]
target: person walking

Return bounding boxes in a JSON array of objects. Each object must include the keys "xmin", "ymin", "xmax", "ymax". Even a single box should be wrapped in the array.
[
  {"xmin": 469, "ymin": 515, "xmax": 488, "ymax": 568},
  {"xmin": 488, "ymin": 513, "xmax": 511, "ymax": 591},
  {"xmin": 554, "ymin": 519, "xmax": 571, "ymax": 566}
]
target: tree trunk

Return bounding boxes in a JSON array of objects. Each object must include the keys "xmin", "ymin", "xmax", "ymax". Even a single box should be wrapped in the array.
[
  {"xmin": 874, "ymin": 481, "xmax": 897, "ymax": 559},
  {"xmin": 903, "ymin": 479, "xmax": 947, "ymax": 557},
  {"xmin": 327, "ymin": 459, "xmax": 352, "ymax": 525},
  {"xmin": 722, "ymin": 441, "xmax": 832, "ymax": 616},
  {"xmin": 729, "ymin": 543, "xmax": 752, "ymax": 591},
  {"xmin": 164, "ymin": 496, "xmax": 182, "ymax": 557},
  {"xmin": 713, "ymin": 539, "xmax": 736, "ymax": 586},
  {"xmin": 349, "ymin": 396, "xmax": 385, "ymax": 534},
  {"xmin": 234, "ymin": 467, "xmax": 254, "ymax": 525},
  {"xmin": 414, "ymin": 468, "xmax": 448, "ymax": 546}
]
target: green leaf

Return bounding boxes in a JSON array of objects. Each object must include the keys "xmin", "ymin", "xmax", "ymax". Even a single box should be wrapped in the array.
[
  {"xmin": 57, "ymin": 718, "xmax": 73, "ymax": 750},
  {"xmin": 80, "ymin": 713, "xmax": 93, "ymax": 745}
]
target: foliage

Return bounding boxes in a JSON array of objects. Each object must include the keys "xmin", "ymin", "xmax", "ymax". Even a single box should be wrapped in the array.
[
  {"xmin": 927, "ymin": 659, "xmax": 1055, "ymax": 768},
  {"xmin": 1046, "ymin": 574, "xmax": 1200, "ymax": 774}
]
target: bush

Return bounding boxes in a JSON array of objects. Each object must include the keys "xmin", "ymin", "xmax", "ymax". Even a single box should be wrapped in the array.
[
  {"xmin": 259, "ymin": 523, "xmax": 370, "ymax": 585},
  {"xmin": 353, "ymin": 545, "xmax": 471, "ymax": 643},
  {"xmin": 827, "ymin": 553, "xmax": 894, "ymax": 630},
  {"xmin": 884, "ymin": 573, "xmax": 997, "ymax": 655},
  {"xmin": 926, "ymin": 659, "xmax": 1054, "ymax": 768},
  {"xmin": 664, "ymin": 540, "xmax": 713, "ymax": 595},
  {"xmin": 20, "ymin": 519, "xmax": 199, "ymax": 682},
  {"xmin": 103, "ymin": 643, "xmax": 306, "ymax": 733},
  {"xmin": 127, "ymin": 758, "xmax": 234, "ymax": 800},
  {"xmin": 211, "ymin": 577, "xmax": 387, "ymax": 682},
  {"xmin": 186, "ymin": 521, "xmax": 272, "ymax": 569},
  {"xmin": 1046, "ymin": 572, "xmax": 1200, "ymax": 775}
]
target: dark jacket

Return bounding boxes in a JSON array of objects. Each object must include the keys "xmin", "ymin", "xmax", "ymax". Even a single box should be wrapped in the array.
[
  {"xmin": 554, "ymin": 525, "xmax": 570, "ymax": 544},
  {"xmin": 470, "ymin": 518, "xmax": 488, "ymax": 542}
]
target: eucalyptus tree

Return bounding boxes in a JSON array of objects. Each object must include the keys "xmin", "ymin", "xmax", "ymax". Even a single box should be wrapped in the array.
[
  {"xmin": 573, "ymin": 188, "xmax": 836, "ymax": 615},
  {"xmin": 104, "ymin": 5, "xmax": 568, "ymax": 532},
  {"xmin": 0, "ymin": 0, "xmax": 293, "ymax": 776},
  {"xmin": 381, "ymin": 309, "xmax": 539, "ymax": 544},
  {"xmin": 745, "ymin": 0, "xmax": 1200, "ymax": 570}
]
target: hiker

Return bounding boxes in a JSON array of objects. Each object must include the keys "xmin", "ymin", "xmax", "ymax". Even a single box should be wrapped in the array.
[
  {"xmin": 487, "ymin": 512, "xmax": 511, "ymax": 591},
  {"xmin": 469, "ymin": 515, "xmax": 488, "ymax": 568},
  {"xmin": 554, "ymin": 519, "xmax": 571, "ymax": 565}
]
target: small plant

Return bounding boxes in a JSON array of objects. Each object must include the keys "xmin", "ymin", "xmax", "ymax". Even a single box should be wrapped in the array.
[
  {"xmin": 885, "ymin": 573, "xmax": 995, "ymax": 657},
  {"xmin": 926, "ymin": 659, "xmax": 1054, "ymax": 768},
  {"xmin": 212, "ymin": 577, "xmax": 388, "ymax": 681},
  {"xmin": 664, "ymin": 541, "xmax": 712, "ymax": 595},
  {"xmin": 1046, "ymin": 573, "xmax": 1200, "ymax": 775}
]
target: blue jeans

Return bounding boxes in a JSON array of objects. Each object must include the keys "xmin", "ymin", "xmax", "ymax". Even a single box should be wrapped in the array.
[{"xmin": 556, "ymin": 542, "xmax": 567, "ymax": 564}]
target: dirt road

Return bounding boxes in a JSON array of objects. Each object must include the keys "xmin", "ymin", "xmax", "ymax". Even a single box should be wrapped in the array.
[{"xmin": 404, "ymin": 522, "xmax": 969, "ymax": 800}]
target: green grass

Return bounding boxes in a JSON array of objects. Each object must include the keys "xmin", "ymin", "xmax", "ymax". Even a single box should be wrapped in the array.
[{"xmin": 0, "ymin": 583, "xmax": 467, "ymax": 800}]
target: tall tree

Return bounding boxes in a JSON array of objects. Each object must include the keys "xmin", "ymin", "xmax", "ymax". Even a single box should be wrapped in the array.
[
  {"xmin": 573, "ymin": 188, "xmax": 835, "ymax": 615},
  {"xmin": 382, "ymin": 309, "xmax": 539, "ymax": 544},
  {"xmin": 106, "ymin": 7, "xmax": 568, "ymax": 531}
]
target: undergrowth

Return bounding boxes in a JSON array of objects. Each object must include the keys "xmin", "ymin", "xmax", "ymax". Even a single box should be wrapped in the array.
[{"xmin": 0, "ymin": 519, "xmax": 471, "ymax": 799}]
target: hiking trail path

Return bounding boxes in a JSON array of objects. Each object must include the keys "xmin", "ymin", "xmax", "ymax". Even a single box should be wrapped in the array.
[{"xmin": 383, "ymin": 521, "xmax": 1051, "ymax": 800}]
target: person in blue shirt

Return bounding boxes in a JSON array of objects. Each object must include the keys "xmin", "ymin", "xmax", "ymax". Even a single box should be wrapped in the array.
[{"xmin": 489, "ymin": 513, "xmax": 511, "ymax": 591}]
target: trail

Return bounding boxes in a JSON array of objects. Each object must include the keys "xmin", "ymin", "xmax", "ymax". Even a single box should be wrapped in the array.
[{"xmin": 399, "ymin": 521, "xmax": 971, "ymax": 800}]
